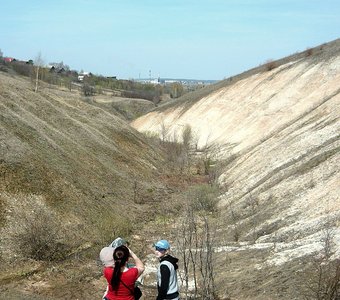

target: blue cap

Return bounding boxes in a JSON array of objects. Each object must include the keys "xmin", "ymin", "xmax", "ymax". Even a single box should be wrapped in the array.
[{"xmin": 154, "ymin": 239, "xmax": 170, "ymax": 250}]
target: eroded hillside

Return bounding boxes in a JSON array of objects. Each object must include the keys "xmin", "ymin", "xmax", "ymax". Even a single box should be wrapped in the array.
[
  {"xmin": 0, "ymin": 39, "xmax": 339, "ymax": 299},
  {"xmin": 131, "ymin": 39, "xmax": 340, "ymax": 299},
  {"xmin": 0, "ymin": 72, "xmax": 166, "ymax": 298}
]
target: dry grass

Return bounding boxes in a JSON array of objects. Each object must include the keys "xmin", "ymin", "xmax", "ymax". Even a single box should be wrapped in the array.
[
  {"xmin": 1, "ymin": 38, "xmax": 339, "ymax": 299},
  {"xmin": 0, "ymin": 71, "xmax": 168, "ymax": 297}
]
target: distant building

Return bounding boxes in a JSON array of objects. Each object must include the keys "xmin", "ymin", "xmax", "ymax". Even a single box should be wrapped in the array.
[
  {"xmin": 3, "ymin": 57, "xmax": 15, "ymax": 63},
  {"xmin": 135, "ymin": 77, "xmax": 161, "ymax": 85},
  {"xmin": 164, "ymin": 79, "xmax": 178, "ymax": 84},
  {"xmin": 78, "ymin": 71, "xmax": 91, "ymax": 81}
]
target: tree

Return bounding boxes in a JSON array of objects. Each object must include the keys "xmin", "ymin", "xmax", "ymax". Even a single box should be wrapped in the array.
[
  {"xmin": 175, "ymin": 184, "xmax": 219, "ymax": 299},
  {"xmin": 182, "ymin": 124, "xmax": 193, "ymax": 153},
  {"xmin": 160, "ymin": 121, "xmax": 170, "ymax": 143},
  {"xmin": 34, "ymin": 52, "xmax": 44, "ymax": 92},
  {"xmin": 0, "ymin": 48, "xmax": 3, "ymax": 59},
  {"xmin": 298, "ymin": 220, "xmax": 340, "ymax": 299},
  {"xmin": 170, "ymin": 82, "xmax": 184, "ymax": 98}
]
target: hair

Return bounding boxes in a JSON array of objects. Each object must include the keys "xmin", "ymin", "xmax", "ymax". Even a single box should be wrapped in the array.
[{"xmin": 111, "ymin": 245, "xmax": 130, "ymax": 289}]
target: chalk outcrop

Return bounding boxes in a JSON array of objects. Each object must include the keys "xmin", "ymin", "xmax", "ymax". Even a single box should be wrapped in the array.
[{"xmin": 131, "ymin": 40, "xmax": 340, "ymax": 271}]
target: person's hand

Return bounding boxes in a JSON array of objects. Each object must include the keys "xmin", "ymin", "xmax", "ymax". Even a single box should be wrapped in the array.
[{"xmin": 128, "ymin": 247, "xmax": 135, "ymax": 258}]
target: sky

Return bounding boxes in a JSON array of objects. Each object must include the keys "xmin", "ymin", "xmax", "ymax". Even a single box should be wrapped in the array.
[{"xmin": 1, "ymin": 0, "xmax": 339, "ymax": 80}]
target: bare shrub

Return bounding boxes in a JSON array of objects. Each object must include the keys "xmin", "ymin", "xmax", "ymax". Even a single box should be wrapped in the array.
[
  {"xmin": 1, "ymin": 193, "xmax": 78, "ymax": 262},
  {"xmin": 160, "ymin": 129, "xmax": 189, "ymax": 173},
  {"xmin": 10, "ymin": 61, "xmax": 34, "ymax": 77},
  {"xmin": 246, "ymin": 193, "xmax": 260, "ymax": 243},
  {"xmin": 301, "ymin": 258, "xmax": 340, "ymax": 300},
  {"xmin": 82, "ymin": 83, "xmax": 95, "ymax": 96},
  {"xmin": 198, "ymin": 215, "xmax": 216, "ymax": 300},
  {"xmin": 160, "ymin": 121, "xmax": 170, "ymax": 143},
  {"xmin": 189, "ymin": 184, "xmax": 219, "ymax": 213},
  {"xmin": 321, "ymin": 222, "xmax": 335, "ymax": 260},
  {"xmin": 298, "ymin": 220, "xmax": 339, "ymax": 299},
  {"xmin": 197, "ymin": 140, "xmax": 224, "ymax": 185},
  {"xmin": 227, "ymin": 200, "xmax": 241, "ymax": 242},
  {"xmin": 181, "ymin": 125, "xmax": 193, "ymax": 169},
  {"xmin": 176, "ymin": 203, "xmax": 199, "ymax": 299},
  {"xmin": 163, "ymin": 139, "xmax": 185, "ymax": 171},
  {"xmin": 182, "ymin": 124, "xmax": 193, "ymax": 153},
  {"xmin": 121, "ymin": 89, "xmax": 159, "ymax": 102},
  {"xmin": 6, "ymin": 200, "xmax": 68, "ymax": 261},
  {"xmin": 11, "ymin": 205, "xmax": 67, "ymax": 261},
  {"xmin": 176, "ymin": 207, "xmax": 217, "ymax": 299},
  {"xmin": 264, "ymin": 59, "xmax": 277, "ymax": 71},
  {"xmin": 175, "ymin": 184, "xmax": 220, "ymax": 299},
  {"xmin": 305, "ymin": 48, "xmax": 314, "ymax": 57},
  {"xmin": 34, "ymin": 52, "xmax": 44, "ymax": 93}
]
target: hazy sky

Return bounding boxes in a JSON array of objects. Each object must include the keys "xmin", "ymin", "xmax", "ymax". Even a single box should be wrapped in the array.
[{"xmin": 1, "ymin": 0, "xmax": 339, "ymax": 80}]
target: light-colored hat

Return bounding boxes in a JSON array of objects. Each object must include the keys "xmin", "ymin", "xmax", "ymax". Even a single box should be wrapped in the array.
[
  {"xmin": 109, "ymin": 237, "xmax": 127, "ymax": 248},
  {"xmin": 99, "ymin": 247, "xmax": 114, "ymax": 267}
]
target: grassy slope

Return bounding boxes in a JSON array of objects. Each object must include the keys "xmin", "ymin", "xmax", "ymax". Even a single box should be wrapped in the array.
[
  {"xmin": 1, "ymin": 39, "xmax": 339, "ymax": 299},
  {"xmin": 0, "ymin": 71, "xmax": 177, "ymax": 298},
  {"xmin": 0, "ymin": 72, "xmax": 166, "ymax": 253}
]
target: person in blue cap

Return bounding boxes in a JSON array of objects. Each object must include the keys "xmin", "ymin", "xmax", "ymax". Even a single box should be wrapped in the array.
[{"xmin": 154, "ymin": 239, "xmax": 179, "ymax": 300}]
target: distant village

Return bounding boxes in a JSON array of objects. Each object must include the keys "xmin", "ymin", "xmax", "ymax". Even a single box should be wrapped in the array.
[
  {"xmin": 135, "ymin": 77, "xmax": 216, "ymax": 86},
  {"xmin": 1, "ymin": 55, "xmax": 88, "ymax": 81},
  {"xmin": 1, "ymin": 53, "xmax": 216, "ymax": 88}
]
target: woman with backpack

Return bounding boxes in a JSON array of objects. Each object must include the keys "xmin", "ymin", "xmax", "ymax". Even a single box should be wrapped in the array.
[{"xmin": 103, "ymin": 245, "xmax": 144, "ymax": 300}]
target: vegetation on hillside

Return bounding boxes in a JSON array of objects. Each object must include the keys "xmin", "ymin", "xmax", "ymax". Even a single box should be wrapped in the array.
[
  {"xmin": 1, "ymin": 38, "xmax": 339, "ymax": 299},
  {"xmin": 130, "ymin": 39, "xmax": 340, "ymax": 300},
  {"xmin": 0, "ymin": 70, "xmax": 225, "ymax": 299},
  {"xmin": 0, "ymin": 52, "xmax": 200, "ymax": 105}
]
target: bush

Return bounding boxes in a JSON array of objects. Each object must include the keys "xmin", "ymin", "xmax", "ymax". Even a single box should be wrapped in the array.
[
  {"xmin": 300, "ymin": 258, "xmax": 340, "ymax": 300},
  {"xmin": 10, "ymin": 61, "xmax": 34, "ymax": 77},
  {"xmin": 82, "ymin": 83, "xmax": 95, "ymax": 96},
  {"xmin": 175, "ymin": 185, "xmax": 219, "ymax": 299},
  {"xmin": 187, "ymin": 184, "xmax": 219, "ymax": 213},
  {"xmin": 94, "ymin": 213, "xmax": 133, "ymax": 246},
  {"xmin": 264, "ymin": 59, "xmax": 277, "ymax": 71},
  {"xmin": 305, "ymin": 48, "xmax": 314, "ymax": 57},
  {"xmin": 12, "ymin": 205, "xmax": 68, "ymax": 261}
]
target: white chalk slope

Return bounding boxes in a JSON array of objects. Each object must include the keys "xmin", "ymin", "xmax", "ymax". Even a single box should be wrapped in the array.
[{"xmin": 131, "ymin": 40, "xmax": 340, "ymax": 266}]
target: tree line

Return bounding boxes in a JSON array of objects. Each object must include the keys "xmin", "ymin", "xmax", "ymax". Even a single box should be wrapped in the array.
[{"xmin": 0, "ymin": 49, "xmax": 188, "ymax": 102}]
